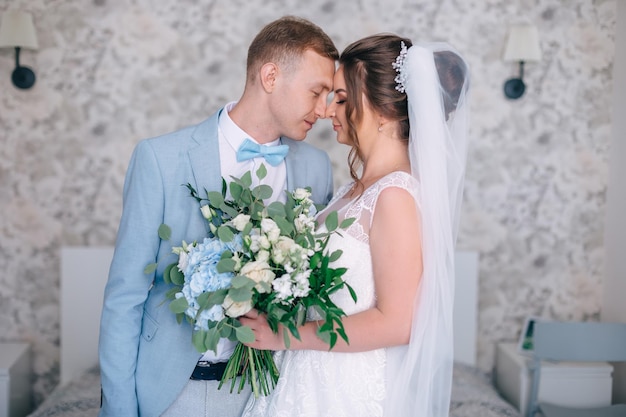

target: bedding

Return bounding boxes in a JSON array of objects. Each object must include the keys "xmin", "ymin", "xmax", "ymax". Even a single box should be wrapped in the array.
[{"xmin": 27, "ymin": 363, "xmax": 520, "ymax": 417}]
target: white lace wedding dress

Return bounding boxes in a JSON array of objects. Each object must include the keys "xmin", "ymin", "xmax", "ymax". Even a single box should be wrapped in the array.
[{"xmin": 241, "ymin": 171, "xmax": 419, "ymax": 417}]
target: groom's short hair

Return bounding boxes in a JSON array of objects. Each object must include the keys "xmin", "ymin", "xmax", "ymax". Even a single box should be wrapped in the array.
[{"xmin": 246, "ymin": 16, "xmax": 338, "ymax": 83}]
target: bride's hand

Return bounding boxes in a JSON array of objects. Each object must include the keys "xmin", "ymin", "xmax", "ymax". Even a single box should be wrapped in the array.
[{"xmin": 239, "ymin": 309, "xmax": 286, "ymax": 351}]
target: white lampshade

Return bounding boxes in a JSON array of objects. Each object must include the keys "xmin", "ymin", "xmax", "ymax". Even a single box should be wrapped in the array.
[
  {"xmin": 503, "ymin": 24, "xmax": 540, "ymax": 62},
  {"xmin": 0, "ymin": 10, "xmax": 39, "ymax": 49}
]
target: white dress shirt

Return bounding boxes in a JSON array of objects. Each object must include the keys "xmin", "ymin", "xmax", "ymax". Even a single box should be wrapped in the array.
[{"xmin": 199, "ymin": 101, "xmax": 288, "ymax": 362}]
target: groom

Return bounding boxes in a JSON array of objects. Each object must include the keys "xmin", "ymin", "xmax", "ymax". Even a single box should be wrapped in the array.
[{"xmin": 98, "ymin": 16, "xmax": 337, "ymax": 417}]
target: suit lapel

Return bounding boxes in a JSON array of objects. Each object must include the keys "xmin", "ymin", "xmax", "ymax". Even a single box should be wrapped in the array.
[{"xmin": 188, "ymin": 109, "xmax": 223, "ymax": 193}]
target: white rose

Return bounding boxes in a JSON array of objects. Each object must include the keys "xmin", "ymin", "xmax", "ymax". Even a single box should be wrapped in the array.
[
  {"xmin": 223, "ymin": 294, "xmax": 253, "ymax": 318},
  {"xmin": 232, "ymin": 214, "xmax": 251, "ymax": 231},
  {"xmin": 240, "ymin": 260, "xmax": 275, "ymax": 293}
]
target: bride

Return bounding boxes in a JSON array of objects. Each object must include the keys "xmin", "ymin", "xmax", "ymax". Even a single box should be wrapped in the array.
[{"xmin": 240, "ymin": 34, "xmax": 470, "ymax": 417}]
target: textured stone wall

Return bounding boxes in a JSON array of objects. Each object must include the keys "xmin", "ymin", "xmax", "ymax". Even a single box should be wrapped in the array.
[{"xmin": 0, "ymin": 0, "xmax": 616, "ymax": 404}]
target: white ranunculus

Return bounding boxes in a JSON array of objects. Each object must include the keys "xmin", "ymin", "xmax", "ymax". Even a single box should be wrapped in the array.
[
  {"xmin": 240, "ymin": 260, "xmax": 275, "ymax": 293},
  {"xmin": 232, "ymin": 214, "xmax": 251, "ymax": 231},
  {"xmin": 223, "ymin": 294, "xmax": 253, "ymax": 318}
]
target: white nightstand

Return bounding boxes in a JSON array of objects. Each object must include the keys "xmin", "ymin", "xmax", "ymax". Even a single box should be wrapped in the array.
[
  {"xmin": 494, "ymin": 343, "xmax": 613, "ymax": 416},
  {"xmin": 0, "ymin": 343, "xmax": 32, "ymax": 417}
]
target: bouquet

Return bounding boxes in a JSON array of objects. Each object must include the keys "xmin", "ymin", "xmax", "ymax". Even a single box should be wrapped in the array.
[{"xmin": 145, "ymin": 164, "xmax": 356, "ymax": 397}]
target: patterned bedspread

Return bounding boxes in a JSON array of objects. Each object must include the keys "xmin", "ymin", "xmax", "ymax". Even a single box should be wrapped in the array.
[{"xmin": 28, "ymin": 363, "xmax": 520, "ymax": 417}]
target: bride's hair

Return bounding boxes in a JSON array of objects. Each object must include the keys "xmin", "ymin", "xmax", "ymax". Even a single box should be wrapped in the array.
[{"xmin": 339, "ymin": 34, "xmax": 467, "ymax": 186}]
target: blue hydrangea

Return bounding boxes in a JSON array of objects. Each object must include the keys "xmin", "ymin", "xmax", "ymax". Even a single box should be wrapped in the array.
[{"xmin": 180, "ymin": 235, "xmax": 243, "ymax": 327}]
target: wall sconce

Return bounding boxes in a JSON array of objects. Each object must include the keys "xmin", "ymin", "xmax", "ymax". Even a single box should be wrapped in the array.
[
  {"xmin": 0, "ymin": 11, "xmax": 39, "ymax": 89},
  {"xmin": 503, "ymin": 24, "xmax": 541, "ymax": 99}
]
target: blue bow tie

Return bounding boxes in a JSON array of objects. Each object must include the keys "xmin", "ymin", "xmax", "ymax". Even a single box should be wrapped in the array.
[{"xmin": 236, "ymin": 138, "xmax": 289, "ymax": 167}]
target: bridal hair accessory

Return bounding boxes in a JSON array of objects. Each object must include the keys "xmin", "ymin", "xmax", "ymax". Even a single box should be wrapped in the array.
[{"xmin": 392, "ymin": 40, "xmax": 408, "ymax": 93}]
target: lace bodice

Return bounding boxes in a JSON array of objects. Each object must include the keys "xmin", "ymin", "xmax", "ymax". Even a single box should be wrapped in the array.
[
  {"xmin": 319, "ymin": 171, "xmax": 420, "ymax": 245},
  {"xmin": 242, "ymin": 171, "xmax": 420, "ymax": 417}
]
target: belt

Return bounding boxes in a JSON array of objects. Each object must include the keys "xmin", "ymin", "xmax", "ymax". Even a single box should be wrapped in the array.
[{"xmin": 190, "ymin": 361, "xmax": 228, "ymax": 381}]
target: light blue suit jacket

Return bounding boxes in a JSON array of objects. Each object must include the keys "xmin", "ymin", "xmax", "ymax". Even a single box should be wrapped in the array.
[{"xmin": 98, "ymin": 108, "xmax": 333, "ymax": 417}]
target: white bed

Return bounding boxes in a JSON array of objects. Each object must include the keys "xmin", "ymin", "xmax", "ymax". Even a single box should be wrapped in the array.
[{"xmin": 26, "ymin": 248, "xmax": 520, "ymax": 417}]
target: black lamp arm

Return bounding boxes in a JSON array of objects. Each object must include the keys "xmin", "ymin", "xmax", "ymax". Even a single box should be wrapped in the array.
[{"xmin": 14, "ymin": 46, "xmax": 22, "ymax": 68}]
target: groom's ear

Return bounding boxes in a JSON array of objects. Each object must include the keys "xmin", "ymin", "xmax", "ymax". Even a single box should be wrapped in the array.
[{"xmin": 260, "ymin": 62, "xmax": 279, "ymax": 93}]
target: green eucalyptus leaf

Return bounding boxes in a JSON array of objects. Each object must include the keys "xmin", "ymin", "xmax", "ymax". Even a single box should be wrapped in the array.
[
  {"xmin": 207, "ymin": 289, "xmax": 228, "ymax": 306},
  {"xmin": 252, "ymin": 184, "xmax": 273, "ymax": 200},
  {"xmin": 207, "ymin": 191, "xmax": 224, "ymax": 207},
  {"xmin": 192, "ymin": 330, "xmax": 207, "ymax": 353},
  {"xmin": 169, "ymin": 296, "xmax": 188, "ymax": 314},
  {"xmin": 251, "ymin": 201, "xmax": 265, "ymax": 220},
  {"xmin": 231, "ymin": 275, "xmax": 255, "ymax": 289},
  {"xmin": 217, "ymin": 258, "xmax": 236, "ymax": 273},
  {"xmin": 256, "ymin": 164, "xmax": 267, "ymax": 180},
  {"xmin": 170, "ymin": 267, "xmax": 185, "ymax": 286},
  {"xmin": 219, "ymin": 323, "xmax": 234, "ymax": 339},
  {"xmin": 144, "ymin": 263, "xmax": 157, "ymax": 275},
  {"xmin": 230, "ymin": 182, "xmax": 243, "ymax": 201},
  {"xmin": 241, "ymin": 190, "xmax": 253, "ymax": 206},
  {"xmin": 340, "ymin": 217, "xmax": 356, "ymax": 229},
  {"xmin": 241, "ymin": 171, "xmax": 252, "ymax": 188},
  {"xmin": 329, "ymin": 250, "xmax": 343, "ymax": 263},
  {"xmin": 162, "ymin": 263, "xmax": 175, "ymax": 284},
  {"xmin": 325, "ymin": 211, "xmax": 339, "ymax": 232},
  {"xmin": 235, "ymin": 325, "xmax": 256, "ymax": 343},
  {"xmin": 274, "ymin": 216, "xmax": 294, "ymax": 236},
  {"xmin": 158, "ymin": 224, "xmax": 172, "ymax": 241},
  {"xmin": 266, "ymin": 201, "xmax": 287, "ymax": 218},
  {"xmin": 316, "ymin": 328, "xmax": 331, "ymax": 345},
  {"xmin": 221, "ymin": 205, "xmax": 239, "ymax": 218},
  {"xmin": 197, "ymin": 292, "xmax": 210, "ymax": 309},
  {"xmin": 206, "ymin": 327, "xmax": 221, "ymax": 353},
  {"xmin": 228, "ymin": 286, "xmax": 253, "ymax": 302},
  {"xmin": 165, "ymin": 287, "xmax": 179, "ymax": 300},
  {"xmin": 217, "ymin": 225, "xmax": 235, "ymax": 242}
]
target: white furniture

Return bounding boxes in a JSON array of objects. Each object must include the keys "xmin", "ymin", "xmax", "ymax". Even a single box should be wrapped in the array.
[
  {"xmin": 495, "ymin": 342, "xmax": 614, "ymax": 416},
  {"xmin": 0, "ymin": 343, "xmax": 31, "ymax": 417}
]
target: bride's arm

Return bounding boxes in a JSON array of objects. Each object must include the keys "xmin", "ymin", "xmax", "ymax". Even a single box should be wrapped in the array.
[{"xmin": 241, "ymin": 186, "xmax": 423, "ymax": 352}]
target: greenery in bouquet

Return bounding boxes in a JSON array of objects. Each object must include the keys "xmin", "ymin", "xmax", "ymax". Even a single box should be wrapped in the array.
[{"xmin": 145, "ymin": 164, "xmax": 356, "ymax": 397}]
